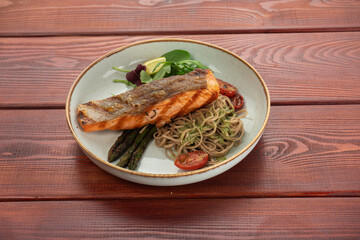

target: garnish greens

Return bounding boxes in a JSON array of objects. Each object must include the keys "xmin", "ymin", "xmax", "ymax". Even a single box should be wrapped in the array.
[
  {"xmin": 113, "ymin": 79, "xmax": 137, "ymax": 88},
  {"xmin": 112, "ymin": 50, "xmax": 209, "ymax": 87}
]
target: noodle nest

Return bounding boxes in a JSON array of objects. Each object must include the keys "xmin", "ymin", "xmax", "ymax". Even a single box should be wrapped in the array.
[{"xmin": 154, "ymin": 95, "xmax": 247, "ymax": 163}]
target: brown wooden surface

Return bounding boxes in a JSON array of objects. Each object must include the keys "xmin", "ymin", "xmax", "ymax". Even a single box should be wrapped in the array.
[
  {"xmin": 1, "ymin": 0, "xmax": 360, "ymax": 238},
  {"xmin": 1, "ymin": 0, "xmax": 360, "ymax": 36},
  {"xmin": 1, "ymin": 32, "xmax": 360, "ymax": 108},
  {"xmin": 1, "ymin": 198, "xmax": 360, "ymax": 239},
  {"xmin": 1, "ymin": 105, "xmax": 359, "ymax": 200}
]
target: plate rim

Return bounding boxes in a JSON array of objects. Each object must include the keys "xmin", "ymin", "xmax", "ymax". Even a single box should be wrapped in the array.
[{"xmin": 65, "ymin": 38, "xmax": 271, "ymax": 178}]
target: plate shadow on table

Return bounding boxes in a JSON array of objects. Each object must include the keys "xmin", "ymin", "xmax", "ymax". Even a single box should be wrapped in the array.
[{"xmin": 73, "ymin": 137, "xmax": 267, "ymax": 199}]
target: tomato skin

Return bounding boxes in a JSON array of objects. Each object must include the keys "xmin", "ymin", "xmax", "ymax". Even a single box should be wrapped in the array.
[
  {"xmin": 231, "ymin": 93, "xmax": 244, "ymax": 110},
  {"xmin": 175, "ymin": 151, "xmax": 209, "ymax": 170},
  {"xmin": 217, "ymin": 79, "xmax": 237, "ymax": 98}
]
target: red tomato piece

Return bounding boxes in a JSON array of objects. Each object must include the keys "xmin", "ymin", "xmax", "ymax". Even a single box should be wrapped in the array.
[
  {"xmin": 231, "ymin": 93, "xmax": 244, "ymax": 110},
  {"xmin": 217, "ymin": 79, "xmax": 237, "ymax": 98},
  {"xmin": 175, "ymin": 151, "xmax": 209, "ymax": 170}
]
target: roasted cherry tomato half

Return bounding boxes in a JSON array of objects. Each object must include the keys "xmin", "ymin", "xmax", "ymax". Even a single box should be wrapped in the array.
[
  {"xmin": 175, "ymin": 151, "xmax": 209, "ymax": 170},
  {"xmin": 231, "ymin": 93, "xmax": 244, "ymax": 110},
  {"xmin": 217, "ymin": 79, "xmax": 237, "ymax": 98}
]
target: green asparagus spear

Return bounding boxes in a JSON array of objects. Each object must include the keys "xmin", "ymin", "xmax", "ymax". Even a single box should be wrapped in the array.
[
  {"xmin": 128, "ymin": 125, "xmax": 157, "ymax": 170},
  {"xmin": 116, "ymin": 125, "xmax": 151, "ymax": 167},
  {"xmin": 108, "ymin": 129, "xmax": 140, "ymax": 162},
  {"xmin": 107, "ymin": 130, "xmax": 130, "ymax": 161}
]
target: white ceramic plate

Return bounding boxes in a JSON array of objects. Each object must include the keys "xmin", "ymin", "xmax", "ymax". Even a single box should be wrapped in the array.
[{"xmin": 66, "ymin": 38, "xmax": 270, "ymax": 186}]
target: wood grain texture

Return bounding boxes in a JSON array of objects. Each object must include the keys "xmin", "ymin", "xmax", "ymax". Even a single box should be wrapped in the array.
[
  {"xmin": 0, "ymin": 0, "xmax": 360, "ymax": 36},
  {"xmin": 0, "ymin": 198, "xmax": 360, "ymax": 239},
  {"xmin": 1, "ymin": 105, "xmax": 359, "ymax": 200},
  {"xmin": 0, "ymin": 32, "xmax": 359, "ymax": 107}
]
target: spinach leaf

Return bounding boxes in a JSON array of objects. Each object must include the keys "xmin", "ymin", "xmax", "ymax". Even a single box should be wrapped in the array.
[
  {"xmin": 140, "ymin": 70, "xmax": 153, "ymax": 83},
  {"xmin": 161, "ymin": 50, "xmax": 190, "ymax": 62},
  {"xmin": 152, "ymin": 63, "xmax": 172, "ymax": 80}
]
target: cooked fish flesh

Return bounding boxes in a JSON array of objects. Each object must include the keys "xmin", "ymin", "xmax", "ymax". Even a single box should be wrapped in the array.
[{"xmin": 78, "ymin": 69, "xmax": 220, "ymax": 132}]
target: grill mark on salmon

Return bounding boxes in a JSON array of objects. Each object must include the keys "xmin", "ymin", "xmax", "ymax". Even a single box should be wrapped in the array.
[
  {"xmin": 77, "ymin": 69, "xmax": 219, "ymax": 132},
  {"xmin": 177, "ymin": 91, "xmax": 201, "ymax": 116}
]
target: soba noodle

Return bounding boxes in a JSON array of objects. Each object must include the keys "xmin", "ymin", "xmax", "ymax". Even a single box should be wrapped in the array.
[{"xmin": 154, "ymin": 95, "xmax": 247, "ymax": 163}]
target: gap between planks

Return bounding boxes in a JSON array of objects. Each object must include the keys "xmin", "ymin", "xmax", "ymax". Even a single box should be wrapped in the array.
[
  {"xmin": 1, "ymin": 193, "xmax": 360, "ymax": 203},
  {"xmin": 1, "ymin": 27, "xmax": 360, "ymax": 38}
]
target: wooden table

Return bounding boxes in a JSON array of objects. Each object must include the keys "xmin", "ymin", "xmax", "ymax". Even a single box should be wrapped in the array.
[{"xmin": 1, "ymin": 1, "xmax": 360, "ymax": 239}]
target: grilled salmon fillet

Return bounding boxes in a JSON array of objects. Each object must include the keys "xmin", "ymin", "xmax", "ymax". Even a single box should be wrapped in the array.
[{"xmin": 78, "ymin": 69, "xmax": 219, "ymax": 132}]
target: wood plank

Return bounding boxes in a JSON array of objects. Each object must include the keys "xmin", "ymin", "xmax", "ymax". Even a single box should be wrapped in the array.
[
  {"xmin": 1, "ymin": 105, "xmax": 360, "ymax": 199},
  {"xmin": 0, "ymin": 198, "xmax": 359, "ymax": 239},
  {"xmin": 0, "ymin": 32, "xmax": 359, "ymax": 107},
  {"xmin": 0, "ymin": 0, "xmax": 359, "ymax": 36}
]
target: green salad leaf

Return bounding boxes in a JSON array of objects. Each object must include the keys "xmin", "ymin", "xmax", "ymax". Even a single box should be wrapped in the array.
[
  {"xmin": 152, "ymin": 63, "xmax": 172, "ymax": 81},
  {"xmin": 140, "ymin": 70, "xmax": 153, "ymax": 83},
  {"xmin": 161, "ymin": 49, "xmax": 190, "ymax": 62}
]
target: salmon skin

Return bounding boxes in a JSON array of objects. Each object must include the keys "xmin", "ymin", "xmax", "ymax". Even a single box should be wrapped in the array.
[{"xmin": 77, "ymin": 69, "xmax": 220, "ymax": 132}]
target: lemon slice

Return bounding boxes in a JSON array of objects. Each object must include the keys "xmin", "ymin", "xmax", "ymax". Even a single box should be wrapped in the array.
[{"xmin": 144, "ymin": 57, "xmax": 166, "ymax": 74}]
